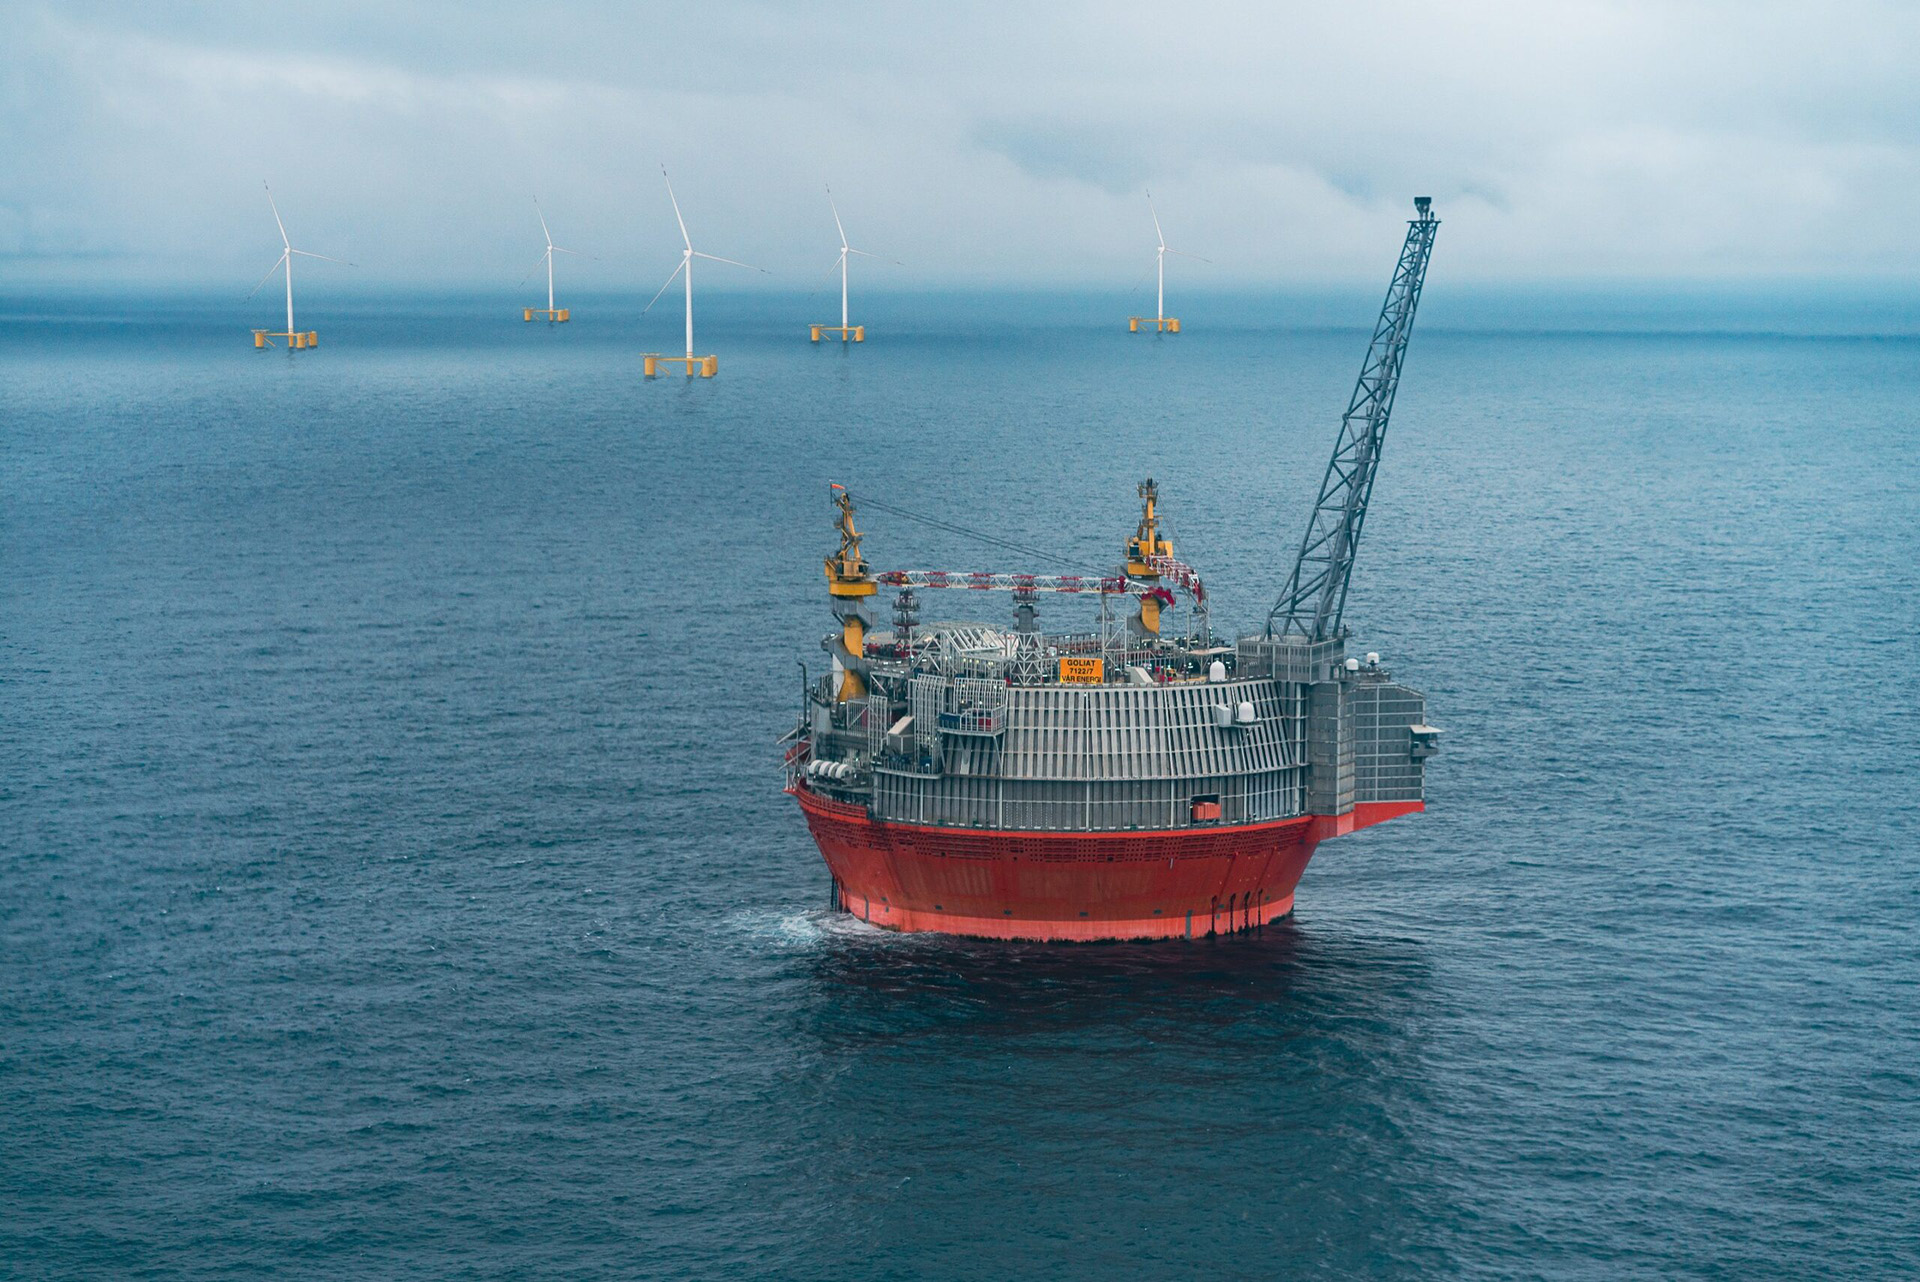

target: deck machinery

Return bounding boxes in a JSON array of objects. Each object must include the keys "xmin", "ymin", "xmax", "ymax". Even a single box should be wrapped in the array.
[{"xmin": 788, "ymin": 199, "xmax": 1442, "ymax": 940}]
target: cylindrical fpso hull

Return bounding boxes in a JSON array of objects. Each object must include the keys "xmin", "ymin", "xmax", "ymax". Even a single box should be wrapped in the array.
[{"xmin": 792, "ymin": 786, "xmax": 1423, "ymax": 941}]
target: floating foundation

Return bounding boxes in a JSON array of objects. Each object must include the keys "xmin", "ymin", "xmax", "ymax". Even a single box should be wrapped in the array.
[
  {"xmin": 810, "ymin": 324, "xmax": 865, "ymax": 343},
  {"xmin": 253, "ymin": 330, "xmax": 319, "ymax": 349},
  {"xmin": 643, "ymin": 354, "xmax": 718, "ymax": 378},
  {"xmin": 524, "ymin": 307, "xmax": 571, "ymax": 322},
  {"xmin": 1128, "ymin": 316, "xmax": 1181, "ymax": 333},
  {"xmin": 798, "ymin": 786, "xmax": 1421, "ymax": 941}
]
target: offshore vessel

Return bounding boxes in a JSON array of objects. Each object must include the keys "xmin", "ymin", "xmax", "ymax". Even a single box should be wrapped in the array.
[{"xmin": 786, "ymin": 199, "xmax": 1442, "ymax": 940}]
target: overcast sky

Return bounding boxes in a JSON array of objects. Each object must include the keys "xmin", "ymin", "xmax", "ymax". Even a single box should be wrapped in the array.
[{"xmin": 6, "ymin": 1, "xmax": 1919, "ymax": 292}]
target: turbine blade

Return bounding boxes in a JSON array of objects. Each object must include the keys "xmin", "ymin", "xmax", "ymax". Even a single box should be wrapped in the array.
[
  {"xmin": 1147, "ymin": 189, "xmax": 1164, "ymax": 249},
  {"xmin": 535, "ymin": 199, "xmax": 553, "ymax": 248},
  {"xmin": 264, "ymin": 181, "xmax": 290, "ymax": 249},
  {"xmin": 290, "ymin": 249, "xmax": 351, "ymax": 265},
  {"xmin": 643, "ymin": 259, "xmax": 686, "ymax": 312},
  {"xmin": 827, "ymin": 185, "xmax": 848, "ymax": 250},
  {"xmin": 247, "ymin": 251, "xmax": 288, "ymax": 299},
  {"xmin": 692, "ymin": 251, "xmax": 768, "ymax": 273},
  {"xmin": 1163, "ymin": 247, "xmax": 1212, "ymax": 263},
  {"xmin": 661, "ymin": 166, "xmax": 692, "ymax": 251},
  {"xmin": 550, "ymin": 246, "xmax": 581, "ymax": 256},
  {"xmin": 518, "ymin": 251, "xmax": 550, "ymax": 287},
  {"xmin": 845, "ymin": 247, "xmax": 899, "ymax": 264}
]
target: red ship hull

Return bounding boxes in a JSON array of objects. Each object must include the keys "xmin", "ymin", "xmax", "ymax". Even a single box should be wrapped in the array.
[{"xmin": 793, "ymin": 786, "xmax": 1422, "ymax": 941}]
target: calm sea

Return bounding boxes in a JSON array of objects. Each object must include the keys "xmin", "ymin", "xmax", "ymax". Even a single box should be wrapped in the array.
[{"xmin": 3, "ymin": 293, "xmax": 1917, "ymax": 1278}]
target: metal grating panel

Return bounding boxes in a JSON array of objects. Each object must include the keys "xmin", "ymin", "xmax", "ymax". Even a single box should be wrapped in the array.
[{"xmin": 1353, "ymin": 679, "xmax": 1426, "ymax": 804}]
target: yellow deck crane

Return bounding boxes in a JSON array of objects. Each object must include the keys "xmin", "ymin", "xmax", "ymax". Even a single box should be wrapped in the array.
[{"xmin": 824, "ymin": 485, "xmax": 877, "ymax": 700}]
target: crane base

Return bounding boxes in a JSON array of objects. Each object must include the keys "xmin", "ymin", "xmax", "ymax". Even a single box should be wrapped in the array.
[
  {"xmin": 1128, "ymin": 316, "xmax": 1180, "ymax": 333},
  {"xmin": 642, "ymin": 354, "xmax": 718, "ymax": 378},
  {"xmin": 253, "ymin": 329, "xmax": 319, "ymax": 349},
  {"xmin": 524, "ymin": 308, "xmax": 571, "ymax": 322},
  {"xmin": 810, "ymin": 324, "xmax": 865, "ymax": 343}
]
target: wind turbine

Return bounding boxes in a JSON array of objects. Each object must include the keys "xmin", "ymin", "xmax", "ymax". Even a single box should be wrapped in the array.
[
  {"xmin": 1129, "ymin": 189, "xmax": 1208, "ymax": 335},
  {"xmin": 249, "ymin": 182, "xmax": 347, "ymax": 349},
  {"xmin": 641, "ymin": 167, "xmax": 766, "ymax": 378},
  {"xmin": 522, "ymin": 199, "xmax": 579, "ymax": 323},
  {"xmin": 809, "ymin": 186, "xmax": 893, "ymax": 344}
]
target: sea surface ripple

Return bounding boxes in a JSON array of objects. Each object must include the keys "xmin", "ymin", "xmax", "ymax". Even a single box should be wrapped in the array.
[{"xmin": 3, "ymin": 296, "xmax": 1917, "ymax": 1278}]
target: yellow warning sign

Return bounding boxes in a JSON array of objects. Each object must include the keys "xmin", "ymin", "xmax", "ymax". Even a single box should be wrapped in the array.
[{"xmin": 1059, "ymin": 656, "xmax": 1105, "ymax": 685}]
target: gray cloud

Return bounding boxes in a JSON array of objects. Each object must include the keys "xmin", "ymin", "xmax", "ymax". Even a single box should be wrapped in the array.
[
  {"xmin": 972, "ymin": 121, "xmax": 1156, "ymax": 194},
  {"xmin": 5, "ymin": 1, "xmax": 1919, "ymax": 291}
]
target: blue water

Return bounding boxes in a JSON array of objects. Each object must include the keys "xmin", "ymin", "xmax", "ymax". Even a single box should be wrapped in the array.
[{"xmin": 4, "ymin": 294, "xmax": 1918, "ymax": 1278}]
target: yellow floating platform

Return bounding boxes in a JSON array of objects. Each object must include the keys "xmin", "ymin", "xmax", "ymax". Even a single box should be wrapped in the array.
[
  {"xmin": 524, "ymin": 308, "xmax": 571, "ymax": 322},
  {"xmin": 643, "ymin": 354, "xmax": 718, "ymax": 378},
  {"xmin": 253, "ymin": 329, "xmax": 319, "ymax": 349},
  {"xmin": 1128, "ymin": 316, "xmax": 1180, "ymax": 333},
  {"xmin": 810, "ymin": 324, "xmax": 865, "ymax": 343}
]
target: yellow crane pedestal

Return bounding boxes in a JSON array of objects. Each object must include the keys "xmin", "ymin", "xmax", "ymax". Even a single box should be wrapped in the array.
[
  {"xmin": 643, "ymin": 354, "xmax": 719, "ymax": 378},
  {"xmin": 810, "ymin": 324, "xmax": 865, "ymax": 343},
  {"xmin": 253, "ymin": 329, "xmax": 320, "ymax": 349},
  {"xmin": 524, "ymin": 308, "xmax": 571, "ymax": 322},
  {"xmin": 1128, "ymin": 316, "xmax": 1181, "ymax": 333}
]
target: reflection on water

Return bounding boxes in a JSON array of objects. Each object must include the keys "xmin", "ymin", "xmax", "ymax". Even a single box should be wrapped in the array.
[
  {"xmin": 794, "ymin": 911, "xmax": 1435, "ymax": 1041},
  {"xmin": 749, "ymin": 915, "xmax": 1455, "ymax": 1277}
]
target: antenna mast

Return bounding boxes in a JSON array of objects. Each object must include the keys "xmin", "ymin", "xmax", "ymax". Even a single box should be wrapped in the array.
[{"xmin": 1267, "ymin": 197, "xmax": 1439, "ymax": 640}]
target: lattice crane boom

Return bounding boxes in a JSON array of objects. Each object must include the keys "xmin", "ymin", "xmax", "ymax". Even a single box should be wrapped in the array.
[
  {"xmin": 1268, "ymin": 198, "xmax": 1439, "ymax": 640},
  {"xmin": 876, "ymin": 569, "xmax": 1166, "ymax": 601}
]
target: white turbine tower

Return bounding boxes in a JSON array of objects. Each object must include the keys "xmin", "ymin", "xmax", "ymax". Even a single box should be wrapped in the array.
[
  {"xmin": 523, "ymin": 199, "xmax": 579, "ymax": 323},
  {"xmin": 249, "ymin": 182, "xmax": 347, "ymax": 349},
  {"xmin": 1129, "ymin": 189, "xmax": 1207, "ymax": 335},
  {"xmin": 809, "ymin": 186, "xmax": 893, "ymax": 344},
  {"xmin": 642, "ymin": 167, "xmax": 765, "ymax": 378}
]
